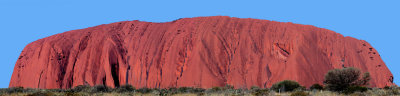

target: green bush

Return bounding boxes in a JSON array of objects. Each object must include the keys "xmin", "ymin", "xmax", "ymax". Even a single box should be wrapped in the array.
[
  {"xmin": 5, "ymin": 87, "xmax": 25, "ymax": 93},
  {"xmin": 309, "ymin": 84, "xmax": 323, "ymax": 90},
  {"xmin": 387, "ymin": 89, "xmax": 399, "ymax": 95},
  {"xmin": 177, "ymin": 87, "xmax": 193, "ymax": 93},
  {"xmin": 250, "ymin": 86, "xmax": 259, "ymax": 90},
  {"xmin": 92, "ymin": 85, "xmax": 111, "ymax": 93},
  {"xmin": 64, "ymin": 91, "xmax": 78, "ymax": 96},
  {"xmin": 47, "ymin": 89, "xmax": 64, "ymax": 93},
  {"xmin": 210, "ymin": 87, "xmax": 222, "ymax": 92},
  {"xmin": 167, "ymin": 87, "xmax": 178, "ymax": 94},
  {"xmin": 324, "ymin": 67, "xmax": 370, "ymax": 92},
  {"xmin": 23, "ymin": 88, "xmax": 41, "ymax": 93},
  {"xmin": 114, "ymin": 84, "xmax": 135, "ymax": 93},
  {"xmin": 271, "ymin": 80, "xmax": 301, "ymax": 92},
  {"xmin": 290, "ymin": 91, "xmax": 309, "ymax": 96},
  {"xmin": 223, "ymin": 84, "xmax": 234, "ymax": 90},
  {"xmin": 71, "ymin": 85, "xmax": 91, "ymax": 92},
  {"xmin": 251, "ymin": 88, "xmax": 269, "ymax": 96},
  {"xmin": 27, "ymin": 90, "xmax": 56, "ymax": 96},
  {"xmin": 192, "ymin": 88, "xmax": 205, "ymax": 93},
  {"xmin": 157, "ymin": 89, "xmax": 170, "ymax": 96},
  {"xmin": 294, "ymin": 86, "xmax": 306, "ymax": 91},
  {"xmin": 383, "ymin": 86, "xmax": 391, "ymax": 90},
  {"xmin": 137, "ymin": 87, "xmax": 152, "ymax": 93},
  {"xmin": 230, "ymin": 89, "xmax": 245, "ymax": 96},
  {"xmin": 343, "ymin": 86, "xmax": 367, "ymax": 94}
]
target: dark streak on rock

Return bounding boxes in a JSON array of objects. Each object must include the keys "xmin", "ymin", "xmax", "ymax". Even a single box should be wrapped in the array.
[{"xmin": 37, "ymin": 71, "xmax": 44, "ymax": 88}]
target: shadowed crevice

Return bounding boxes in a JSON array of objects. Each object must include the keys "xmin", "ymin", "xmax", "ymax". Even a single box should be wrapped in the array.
[
  {"xmin": 37, "ymin": 71, "xmax": 44, "ymax": 88},
  {"xmin": 110, "ymin": 61, "xmax": 120, "ymax": 87}
]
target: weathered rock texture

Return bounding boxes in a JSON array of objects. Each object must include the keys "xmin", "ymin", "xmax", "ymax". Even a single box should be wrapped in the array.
[{"xmin": 9, "ymin": 16, "xmax": 394, "ymax": 89}]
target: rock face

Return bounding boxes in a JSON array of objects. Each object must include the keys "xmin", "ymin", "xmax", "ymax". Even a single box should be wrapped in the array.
[{"xmin": 9, "ymin": 16, "xmax": 394, "ymax": 89}]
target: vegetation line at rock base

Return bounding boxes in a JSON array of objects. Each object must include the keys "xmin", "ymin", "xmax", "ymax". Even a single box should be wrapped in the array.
[
  {"xmin": 0, "ymin": 85, "xmax": 398, "ymax": 96},
  {"xmin": 2, "ymin": 67, "xmax": 398, "ymax": 96}
]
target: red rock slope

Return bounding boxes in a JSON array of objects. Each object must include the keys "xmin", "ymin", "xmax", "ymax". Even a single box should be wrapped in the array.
[{"xmin": 9, "ymin": 16, "xmax": 394, "ymax": 89}]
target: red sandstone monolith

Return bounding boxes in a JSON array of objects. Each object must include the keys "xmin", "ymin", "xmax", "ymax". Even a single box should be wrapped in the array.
[{"xmin": 9, "ymin": 16, "xmax": 394, "ymax": 89}]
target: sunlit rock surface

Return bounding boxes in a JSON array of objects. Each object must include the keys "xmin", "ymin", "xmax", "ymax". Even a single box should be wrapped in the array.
[{"xmin": 9, "ymin": 16, "xmax": 394, "ymax": 89}]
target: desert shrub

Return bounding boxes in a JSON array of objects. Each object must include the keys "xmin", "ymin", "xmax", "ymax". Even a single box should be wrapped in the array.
[
  {"xmin": 27, "ymin": 90, "xmax": 56, "ymax": 96},
  {"xmin": 47, "ymin": 89, "xmax": 64, "ymax": 93},
  {"xmin": 380, "ymin": 85, "xmax": 399, "ymax": 95},
  {"xmin": 137, "ymin": 87, "xmax": 152, "ymax": 93},
  {"xmin": 271, "ymin": 80, "xmax": 301, "ymax": 92},
  {"xmin": 294, "ymin": 86, "xmax": 307, "ymax": 91},
  {"xmin": 309, "ymin": 84, "xmax": 323, "ymax": 90},
  {"xmin": 387, "ymin": 89, "xmax": 399, "ymax": 95},
  {"xmin": 383, "ymin": 86, "xmax": 391, "ymax": 90},
  {"xmin": 114, "ymin": 84, "xmax": 135, "ymax": 93},
  {"xmin": 150, "ymin": 88, "xmax": 161, "ymax": 95},
  {"xmin": 5, "ymin": 87, "xmax": 25, "ymax": 93},
  {"xmin": 71, "ymin": 85, "xmax": 91, "ymax": 92},
  {"xmin": 349, "ymin": 92, "xmax": 366, "ymax": 96},
  {"xmin": 343, "ymin": 86, "xmax": 368, "ymax": 94},
  {"xmin": 177, "ymin": 87, "xmax": 193, "ymax": 93},
  {"xmin": 223, "ymin": 84, "xmax": 234, "ymax": 90},
  {"xmin": 23, "ymin": 88, "xmax": 41, "ymax": 93},
  {"xmin": 290, "ymin": 91, "xmax": 309, "ymax": 96},
  {"xmin": 192, "ymin": 88, "xmax": 205, "ymax": 93},
  {"xmin": 157, "ymin": 89, "xmax": 170, "ymax": 96},
  {"xmin": 383, "ymin": 85, "xmax": 398, "ymax": 90},
  {"xmin": 92, "ymin": 85, "xmax": 111, "ymax": 93},
  {"xmin": 65, "ymin": 92, "xmax": 89, "ymax": 96},
  {"xmin": 250, "ymin": 86, "xmax": 260, "ymax": 90},
  {"xmin": 0, "ymin": 88, "xmax": 6, "ymax": 94},
  {"xmin": 210, "ymin": 87, "xmax": 222, "ymax": 92},
  {"xmin": 357, "ymin": 72, "xmax": 371, "ymax": 86},
  {"xmin": 251, "ymin": 87, "xmax": 269, "ymax": 96},
  {"xmin": 164, "ymin": 87, "xmax": 204, "ymax": 95},
  {"xmin": 64, "ymin": 91, "xmax": 78, "ymax": 96},
  {"xmin": 167, "ymin": 87, "xmax": 178, "ymax": 94},
  {"xmin": 230, "ymin": 89, "xmax": 245, "ymax": 96},
  {"xmin": 365, "ymin": 88, "xmax": 385, "ymax": 96},
  {"xmin": 324, "ymin": 67, "xmax": 370, "ymax": 92}
]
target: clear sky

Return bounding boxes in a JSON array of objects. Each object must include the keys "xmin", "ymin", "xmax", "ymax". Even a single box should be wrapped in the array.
[{"xmin": 0, "ymin": 0, "xmax": 398, "ymax": 88}]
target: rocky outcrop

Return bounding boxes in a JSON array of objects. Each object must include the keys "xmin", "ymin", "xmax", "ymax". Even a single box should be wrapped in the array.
[{"xmin": 9, "ymin": 16, "xmax": 394, "ymax": 89}]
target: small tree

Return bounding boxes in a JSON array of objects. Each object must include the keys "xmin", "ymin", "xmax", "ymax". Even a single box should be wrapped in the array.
[
  {"xmin": 323, "ymin": 67, "xmax": 370, "ymax": 92},
  {"xmin": 271, "ymin": 80, "xmax": 301, "ymax": 92},
  {"xmin": 309, "ymin": 84, "xmax": 323, "ymax": 90}
]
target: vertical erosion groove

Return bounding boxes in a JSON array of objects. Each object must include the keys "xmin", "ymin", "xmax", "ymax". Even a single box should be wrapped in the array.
[
  {"xmin": 69, "ymin": 33, "xmax": 90, "ymax": 88},
  {"xmin": 37, "ymin": 71, "xmax": 44, "ymax": 88},
  {"xmin": 102, "ymin": 77, "xmax": 106, "ymax": 85},
  {"xmin": 109, "ymin": 49, "xmax": 120, "ymax": 87},
  {"xmin": 111, "ymin": 62, "xmax": 120, "ymax": 87},
  {"xmin": 126, "ymin": 65, "xmax": 130, "ymax": 85},
  {"xmin": 56, "ymin": 49, "xmax": 69, "ymax": 88}
]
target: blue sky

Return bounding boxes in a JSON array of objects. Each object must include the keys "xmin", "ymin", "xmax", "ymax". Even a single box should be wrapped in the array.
[{"xmin": 0, "ymin": 0, "xmax": 398, "ymax": 88}]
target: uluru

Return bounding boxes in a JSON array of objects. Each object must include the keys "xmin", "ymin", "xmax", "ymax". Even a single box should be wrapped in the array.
[{"xmin": 9, "ymin": 16, "xmax": 394, "ymax": 89}]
